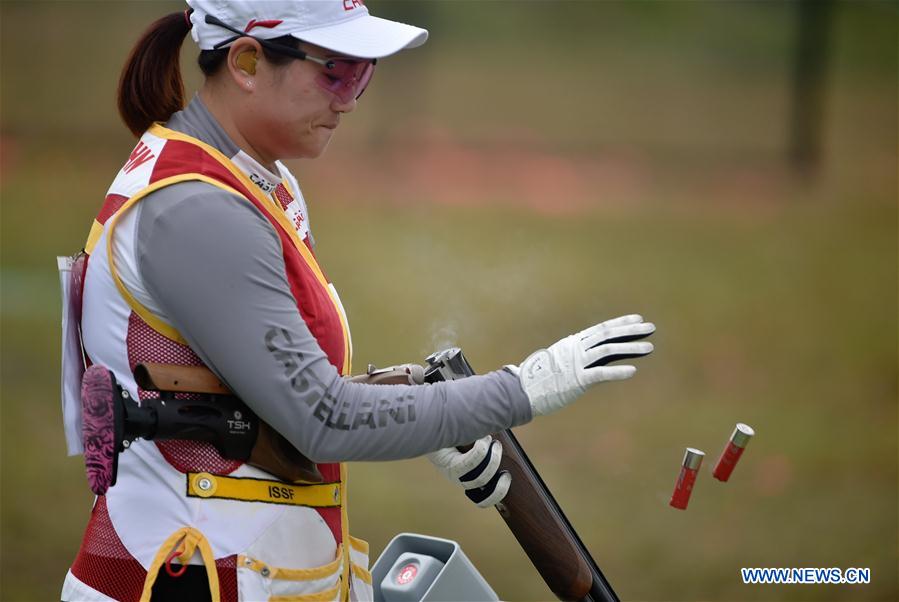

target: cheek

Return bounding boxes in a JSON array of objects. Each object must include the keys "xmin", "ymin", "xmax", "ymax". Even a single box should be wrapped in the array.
[
  {"xmin": 268, "ymin": 88, "xmax": 317, "ymax": 129},
  {"xmin": 251, "ymin": 78, "xmax": 333, "ymax": 158},
  {"xmin": 249, "ymin": 96, "xmax": 301, "ymax": 139}
]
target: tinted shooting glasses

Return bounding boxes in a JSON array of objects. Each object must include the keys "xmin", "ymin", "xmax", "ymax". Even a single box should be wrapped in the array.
[{"xmin": 205, "ymin": 14, "xmax": 376, "ymax": 104}]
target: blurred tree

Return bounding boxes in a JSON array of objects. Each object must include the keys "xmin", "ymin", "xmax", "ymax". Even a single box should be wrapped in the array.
[{"xmin": 790, "ymin": 0, "xmax": 835, "ymax": 177}]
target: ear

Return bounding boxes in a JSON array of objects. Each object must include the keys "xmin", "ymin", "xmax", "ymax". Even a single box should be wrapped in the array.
[
  {"xmin": 227, "ymin": 39, "xmax": 262, "ymax": 87},
  {"xmin": 236, "ymin": 51, "xmax": 257, "ymax": 75}
]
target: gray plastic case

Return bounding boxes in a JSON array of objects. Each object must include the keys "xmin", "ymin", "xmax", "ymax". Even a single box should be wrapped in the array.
[{"xmin": 371, "ymin": 533, "xmax": 499, "ymax": 601}]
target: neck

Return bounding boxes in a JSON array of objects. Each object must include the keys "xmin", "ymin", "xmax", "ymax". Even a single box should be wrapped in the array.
[{"xmin": 199, "ymin": 85, "xmax": 277, "ymax": 171}]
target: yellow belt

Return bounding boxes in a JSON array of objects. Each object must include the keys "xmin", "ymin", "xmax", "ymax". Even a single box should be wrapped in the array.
[{"xmin": 187, "ymin": 472, "xmax": 341, "ymax": 507}]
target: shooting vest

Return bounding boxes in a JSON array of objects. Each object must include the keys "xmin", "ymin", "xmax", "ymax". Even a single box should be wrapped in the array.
[{"xmin": 63, "ymin": 125, "xmax": 370, "ymax": 602}]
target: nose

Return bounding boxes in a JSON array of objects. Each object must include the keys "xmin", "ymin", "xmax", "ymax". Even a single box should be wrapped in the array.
[{"xmin": 330, "ymin": 94, "xmax": 357, "ymax": 114}]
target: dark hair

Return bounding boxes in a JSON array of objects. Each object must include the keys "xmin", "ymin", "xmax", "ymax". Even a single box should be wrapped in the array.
[
  {"xmin": 117, "ymin": 12, "xmax": 192, "ymax": 137},
  {"xmin": 118, "ymin": 11, "xmax": 301, "ymax": 137}
]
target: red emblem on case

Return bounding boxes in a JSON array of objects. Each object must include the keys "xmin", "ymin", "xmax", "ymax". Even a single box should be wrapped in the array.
[{"xmin": 396, "ymin": 563, "xmax": 418, "ymax": 585}]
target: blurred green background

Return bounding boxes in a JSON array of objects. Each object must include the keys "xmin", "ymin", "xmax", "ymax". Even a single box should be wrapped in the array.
[{"xmin": 1, "ymin": 1, "xmax": 896, "ymax": 600}]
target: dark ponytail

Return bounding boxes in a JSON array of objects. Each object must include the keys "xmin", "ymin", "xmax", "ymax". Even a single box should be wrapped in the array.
[{"xmin": 117, "ymin": 12, "xmax": 192, "ymax": 137}]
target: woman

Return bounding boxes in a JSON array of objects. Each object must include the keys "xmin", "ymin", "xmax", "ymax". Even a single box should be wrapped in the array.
[{"xmin": 62, "ymin": 1, "xmax": 655, "ymax": 600}]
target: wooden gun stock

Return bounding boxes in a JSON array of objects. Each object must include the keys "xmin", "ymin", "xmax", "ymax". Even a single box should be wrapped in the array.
[
  {"xmin": 491, "ymin": 430, "xmax": 617, "ymax": 602},
  {"xmin": 134, "ymin": 362, "xmax": 324, "ymax": 483},
  {"xmin": 134, "ymin": 363, "xmax": 230, "ymax": 395},
  {"xmin": 249, "ymin": 421, "xmax": 324, "ymax": 484}
]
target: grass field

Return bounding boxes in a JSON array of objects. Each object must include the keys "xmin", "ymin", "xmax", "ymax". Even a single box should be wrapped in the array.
[{"xmin": 1, "ymin": 1, "xmax": 896, "ymax": 601}]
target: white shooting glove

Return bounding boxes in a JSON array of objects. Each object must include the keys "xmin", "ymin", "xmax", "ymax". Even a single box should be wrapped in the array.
[
  {"xmin": 426, "ymin": 435, "xmax": 511, "ymax": 508},
  {"xmin": 509, "ymin": 314, "xmax": 655, "ymax": 417}
]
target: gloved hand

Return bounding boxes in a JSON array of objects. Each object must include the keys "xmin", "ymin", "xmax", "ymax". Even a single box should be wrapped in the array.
[
  {"xmin": 509, "ymin": 314, "xmax": 655, "ymax": 417},
  {"xmin": 426, "ymin": 435, "xmax": 511, "ymax": 508}
]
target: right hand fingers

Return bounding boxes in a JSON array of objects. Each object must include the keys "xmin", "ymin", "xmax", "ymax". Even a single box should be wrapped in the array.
[
  {"xmin": 583, "ymin": 364, "xmax": 637, "ymax": 386},
  {"xmin": 582, "ymin": 321, "xmax": 655, "ymax": 349},
  {"xmin": 584, "ymin": 341, "xmax": 654, "ymax": 368},
  {"xmin": 577, "ymin": 314, "xmax": 645, "ymax": 341}
]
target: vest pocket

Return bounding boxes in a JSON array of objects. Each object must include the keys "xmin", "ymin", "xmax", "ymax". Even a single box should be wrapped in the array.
[
  {"xmin": 348, "ymin": 536, "xmax": 372, "ymax": 602},
  {"xmin": 237, "ymin": 546, "xmax": 343, "ymax": 602}
]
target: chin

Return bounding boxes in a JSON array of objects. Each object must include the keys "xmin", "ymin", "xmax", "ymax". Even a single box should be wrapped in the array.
[
  {"xmin": 304, "ymin": 141, "xmax": 333, "ymax": 160},
  {"xmin": 287, "ymin": 134, "xmax": 332, "ymax": 160},
  {"xmin": 280, "ymin": 145, "xmax": 326, "ymax": 161}
]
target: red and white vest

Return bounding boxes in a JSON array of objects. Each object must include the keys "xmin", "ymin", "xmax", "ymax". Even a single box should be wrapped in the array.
[{"xmin": 63, "ymin": 125, "xmax": 370, "ymax": 602}]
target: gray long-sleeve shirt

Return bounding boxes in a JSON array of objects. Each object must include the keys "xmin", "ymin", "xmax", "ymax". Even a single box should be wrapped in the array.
[{"xmin": 133, "ymin": 98, "xmax": 532, "ymax": 463}]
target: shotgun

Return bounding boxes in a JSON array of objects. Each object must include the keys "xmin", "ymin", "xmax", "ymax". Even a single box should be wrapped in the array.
[{"xmin": 424, "ymin": 347, "xmax": 619, "ymax": 602}]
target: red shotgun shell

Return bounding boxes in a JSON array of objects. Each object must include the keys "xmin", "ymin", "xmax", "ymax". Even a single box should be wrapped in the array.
[
  {"xmin": 713, "ymin": 423, "xmax": 755, "ymax": 482},
  {"xmin": 670, "ymin": 448, "xmax": 705, "ymax": 510}
]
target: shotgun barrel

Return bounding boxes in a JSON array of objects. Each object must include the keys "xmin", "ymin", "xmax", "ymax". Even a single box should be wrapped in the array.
[{"xmin": 424, "ymin": 348, "xmax": 618, "ymax": 602}]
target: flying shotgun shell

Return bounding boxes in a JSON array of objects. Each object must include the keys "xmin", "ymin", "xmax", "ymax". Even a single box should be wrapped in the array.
[
  {"xmin": 712, "ymin": 423, "xmax": 755, "ymax": 482},
  {"xmin": 670, "ymin": 448, "xmax": 704, "ymax": 510}
]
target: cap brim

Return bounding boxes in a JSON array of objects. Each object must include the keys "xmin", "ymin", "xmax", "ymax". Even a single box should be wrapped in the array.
[{"xmin": 290, "ymin": 15, "xmax": 428, "ymax": 59}]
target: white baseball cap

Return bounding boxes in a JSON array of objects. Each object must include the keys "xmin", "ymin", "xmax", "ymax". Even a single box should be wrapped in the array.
[{"xmin": 187, "ymin": 0, "xmax": 428, "ymax": 59}]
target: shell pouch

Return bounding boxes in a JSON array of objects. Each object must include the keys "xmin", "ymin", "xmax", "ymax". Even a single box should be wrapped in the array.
[
  {"xmin": 348, "ymin": 536, "xmax": 372, "ymax": 602},
  {"xmin": 238, "ymin": 546, "xmax": 343, "ymax": 602}
]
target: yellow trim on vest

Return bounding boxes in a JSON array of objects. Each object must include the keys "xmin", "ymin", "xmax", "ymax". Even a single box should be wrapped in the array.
[
  {"xmin": 104, "ymin": 173, "xmax": 245, "ymax": 344},
  {"xmin": 351, "ymin": 563, "xmax": 373, "ymax": 585},
  {"xmin": 270, "ymin": 583, "xmax": 341, "ymax": 602},
  {"xmin": 85, "ymin": 219, "xmax": 103, "ymax": 254},
  {"xmin": 149, "ymin": 124, "xmax": 352, "ymax": 375},
  {"xmin": 238, "ymin": 546, "xmax": 342, "ymax": 581},
  {"xmin": 339, "ymin": 463, "xmax": 351, "ymax": 602},
  {"xmin": 140, "ymin": 527, "xmax": 220, "ymax": 602},
  {"xmin": 327, "ymin": 284, "xmax": 353, "ymax": 377},
  {"xmin": 187, "ymin": 472, "xmax": 342, "ymax": 508},
  {"xmin": 348, "ymin": 536, "xmax": 368, "ymax": 555},
  {"xmin": 348, "ymin": 535, "xmax": 371, "ymax": 589}
]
